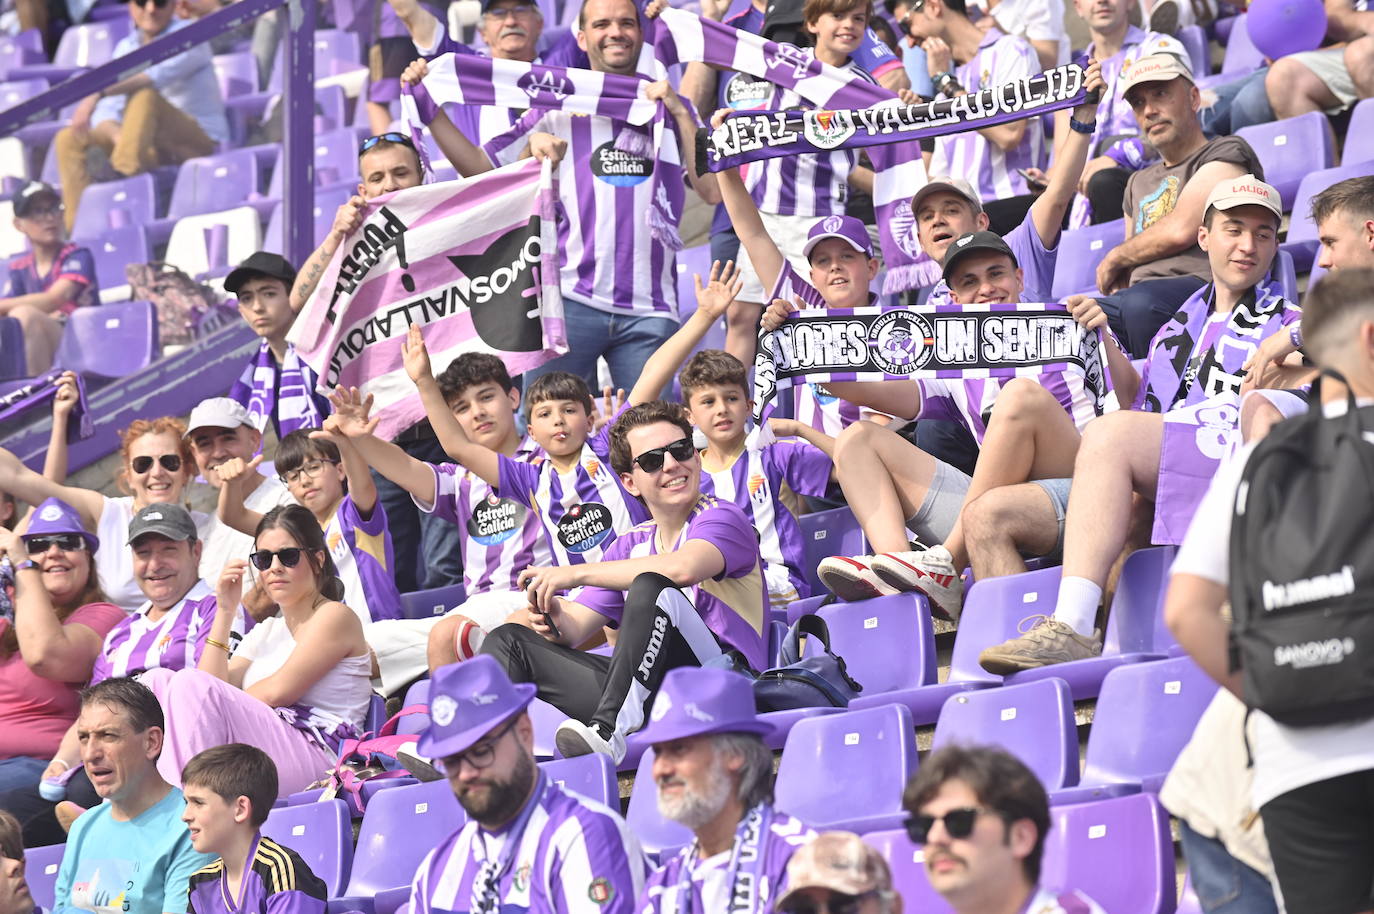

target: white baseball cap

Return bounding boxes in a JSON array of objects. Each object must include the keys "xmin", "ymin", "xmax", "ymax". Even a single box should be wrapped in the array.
[
  {"xmin": 1204, "ymin": 173, "xmax": 1283, "ymax": 219},
  {"xmin": 185, "ymin": 397, "xmax": 254, "ymax": 437}
]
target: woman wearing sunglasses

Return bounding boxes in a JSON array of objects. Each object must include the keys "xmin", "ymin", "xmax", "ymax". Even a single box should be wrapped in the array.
[
  {"xmin": 0, "ymin": 498, "xmax": 124, "ymax": 845},
  {"xmin": 0, "ymin": 417, "xmax": 209, "ymax": 611},
  {"xmin": 140, "ymin": 505, "xmax": 372, "ymax": 797}
]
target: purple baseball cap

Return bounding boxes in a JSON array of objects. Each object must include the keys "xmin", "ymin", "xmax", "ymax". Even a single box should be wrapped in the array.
[
  {"xmin": 803, "ymin": 214, "xmax": 874, "ymax": 260},
  {"xmin": 417, "ymin": 655, "xmax": 537, "ymax": 759},
  {"xmin": 636, "ymin": 667, "xmax": 773, "ymax": 745},
  {"xmin": 24, "ymin": 497, "xmax": 98, "ymax": 553}
]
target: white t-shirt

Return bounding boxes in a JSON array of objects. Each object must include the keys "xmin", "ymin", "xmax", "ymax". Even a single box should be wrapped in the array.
[
  {"xmin": 197, "ymin": 476, "xmax": 296, "ymax": 584},
  {"xmin": 989, "ymin": 0, "xmax": 1069, "ymax": 65},
  {"xmin": 96, "ymin": 496, "xmax": 213, "ymax": 613},
  {"xmin": 1172, "ymin": 398, "xmax": 1374, "ymax": 808}
]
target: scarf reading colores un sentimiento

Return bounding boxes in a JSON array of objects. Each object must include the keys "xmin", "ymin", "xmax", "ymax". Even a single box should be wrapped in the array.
[
  {"xmin": 227, "ymin": 340, "xmax": 324, "ymax": 437},
  {"xmin": 405, "ymin": 52, "xmax": 684, "ymax": 249}
]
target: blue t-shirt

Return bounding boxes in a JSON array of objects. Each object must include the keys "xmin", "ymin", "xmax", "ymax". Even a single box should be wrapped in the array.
[{"xmin": 55, "ymin": 787, "xmax": 213, "ymax": 914}]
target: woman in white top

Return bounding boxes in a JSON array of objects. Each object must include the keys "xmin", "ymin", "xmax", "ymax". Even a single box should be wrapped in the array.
[
  {"xmin": 0, "ymin": 417, "xmax": 211, "ymax": 612},
  {"xmin": 140, "ymin": 504, "xmax": 373, "ymax": 797}
]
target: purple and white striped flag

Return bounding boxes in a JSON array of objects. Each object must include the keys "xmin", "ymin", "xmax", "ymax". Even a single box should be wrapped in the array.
[{"xmin": 288, "ymin": 159, "xmax": 565, "ymax": 441}]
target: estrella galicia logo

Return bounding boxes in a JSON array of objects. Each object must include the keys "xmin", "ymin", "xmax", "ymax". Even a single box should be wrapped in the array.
[
  {"xmin": 557, "ymin": 502, "xmax": 615, "ymax": 553},
  {"xmin": 447, "ymin": 218, "xmax": 545, "ymax": 352},
  {"xmin": 867, "ymin": 311, "xmax": 935, "ymax": 374},
  {"xmin": 723, "ymin": 72, "xmax": 773, "ymax": 110},
  {"xmin": 591, "ymin": 142, "xmax": 653, "ymax": 187},
  {"xmin": 517, "ymin": 68, "xmax": 572, "ymax": 102},
  {"xmin": 467, "ymin": 492, "xmax": 526, "ymax": 546}
]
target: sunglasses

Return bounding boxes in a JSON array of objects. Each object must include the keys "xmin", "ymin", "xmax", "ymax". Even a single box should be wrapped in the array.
[
  {"xmin": 631, "ymin": 437, "xmax": 696, "ymax": 473},
  {"xmin": 779, "ymin": 892, "xmax": 880, "ymax": 914},
  {"xmin": 25, "ymin": 533, "xmax": 87, "ymax": 555},
  {"xmin": 130, "ymin": 454, "xmax": 183, "ymax": 474},
  {"xmin": 358, "ymin": 132, "xmax": 417, "ymax": 155},
  {"xmin": 905, "ymin": 806, "xmax": 994, "ymax": 844},
  {"xmin": 248, "ymin": 547, "xmax": 304, "ymax": 571},
  {"xmin": 898, "ymin": 0, "xmax": 926, "ymax": 29},
  {"xmin": 133, "ymin": 0, "xmax": 173, "ymax": 8}
]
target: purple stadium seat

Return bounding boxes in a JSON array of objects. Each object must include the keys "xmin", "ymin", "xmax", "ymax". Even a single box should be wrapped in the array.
[
  {"xmin": 263, "ymin": 182, "xmax": 354, "ymax": 254},
  {"xmin": 0, "ymin": 317, "xmax": 25, "ymax": 379},
  {"xmin": 1039, "ymin": 794, "xmax": 1175, "ymax": 914},
  {"xmin": 71, "ymin": 174, "xmax": 156, "ymax": 245},
  {"xmin": 329, "ymin": 779, "xmax": 466, "ymax": 914},
  {"xmin": 785, "ymin": 593, "xmax": 827, "ymax": 625},
  {"xmin": 398, "ymin": 583, "xmax": 468, "ymax": 620},
  {"xmin": 0, "ymin": 78, "xmax": 49, "ymax": 111},
  {"xmin": 1237, "ymin": 112, "xmax": 1336, "ymax": 210},
  {"xmin": 54, "ymin": 300, "xmax": 157, "ymax": 378},
  {"xmin": 625, "ymin": 748, "xmax": 695, "ymax": 857},
  {"xmin": 1176, "ymin": 26, "xmax": 1210, "ymax": 77},
  {"xmin": 261, "ymin": 798, "xmax": 353, "ymax": 897},
  {"xmin": 863, "ymin": 829, "xmax": 952, "ymax": 914},
  {"xmin": 164, "ymin": 149, "xmax": 264, "ymax": 223},
  {"xmin": 540, "ymin": 753, "xmax": 617, "ymax": 807},
  {"xmin": 1177, "ymin": 876, "xmax": 1203, "ymax": 914},
  {"xmin": 73, "ymin": 225, "xmax": 149, "ymax": 299},
  {"xmin": 529, "ymin": 696, "xmax": 570, "ymax": 760},
  {"xmin": 1051, "ymin": 219, "xmax": 1125, "ymax": 300},
  {"xmin": 674, "ymin": 243, "xmax": 715, "ymax": 311},
  {"xmin": 265, "ymin": 30, "xmax": 365, "ymax": 92},
  {"xmin": 212, "ymin": 51, "xmax": 258, "ymax": 99},
  {"xmin": 849, "ymin": 567, "xmax": 1061, "ymax": 723},
  {"xmin": 1282, "ymin": 159, "xmax": 1374, "ymax": 270},
  {"xmin": 932, "ymin": 677, "xmax": 1080, "ymax": 791},
  {"xmin": 775, "ymin": 703, "xmax": 917, "ymax": 833},
  {"xmin": 1218, "ymin": 14, "xmax": 1263, "ymax": 78},
  {"xmin": 53, "ymin": 18, "xmax": 130, "ymax": 67},
  {"xmin": 267, "ymin": 127, "xmax": 359, "ymax": 197},
  {"xmin": 0, "ymin": 34, "xmax": 46, "ymax": 78},
  {"xmin": 398, "ymin": 679, "xmax": 431, "ymax": 736},
  {"xmin": 801, "ymin": 507, "xmax": 866, "ymax": 598},
  {"xmin": 1269, "ymin": 248, "xmax": 1297, "ymax": 303},
  {"xmin": 1050, "ymin": 656, "xmax": 1217, "ymax": 804},
  {"xmin": 1345, "ymin": 99, "xmax": 1374, "ymax": 166},
  {"xmin": 24, "ymin": 842, "xmax": 63, "ymax": 910},
  {"xmin": 364, "ymin": 693, "xmax": 386, "ymax": 734}
]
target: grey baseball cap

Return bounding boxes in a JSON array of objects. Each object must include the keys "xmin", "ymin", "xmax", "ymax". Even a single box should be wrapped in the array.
[{"xmin": 127, "ymin": 503, "xmax": 199, "ymax": 545}]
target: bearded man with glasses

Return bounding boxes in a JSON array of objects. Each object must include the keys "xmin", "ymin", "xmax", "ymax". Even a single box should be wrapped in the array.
[{"xmin": 481, "ymin": 401, "xmax": 768, "ymax": 764}]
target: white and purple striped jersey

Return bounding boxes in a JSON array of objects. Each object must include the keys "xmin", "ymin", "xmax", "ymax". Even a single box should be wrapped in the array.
[
  {"xmin": 484, "ymin": 109, "xmax": 689, "ymax": 318},
  {"xmin": 931, "ymin": 29, "xmax": 1046, "ymax": 201},
  {"xmin": 414, "ymin": 442, "xmax": 552, "ymax": 595},
  {"xmin": 925, "ymin": 209, "xmax": 1058, "ymax": 306},
  {"xmin": 91, "ymin": 581, "xmax": 249, "ymax": 684},
  {"xmin": 698, "ymin": 428, "xmax": 832, "ymax": 604},
  {"xmin": 324, "ymin": 494, "xmax": 402, "ymax": 623},
  {"xmin": 409, "ymin": 773, "xmax": 647, "ymax": 914},
  {"xmin": 497, "ymin": 423, "xmax": 650, "ymax": 568},
  {"xmin": 1021, "ymin": 888, "xmax": 1108, "ymax": 913},
  {"xmin": 913, "ymin": 362, "xmax": 1100, "ymax": 446}
]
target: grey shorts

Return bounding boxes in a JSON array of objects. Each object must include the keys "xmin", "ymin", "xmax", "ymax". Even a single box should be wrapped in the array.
[
  {"xmin": 1029, "ymin": 477, "xmax": 1072, "ymax": 562},
  {"xmin": 905, "ymin": 459, "xmax": 972, "ymax": 545}
]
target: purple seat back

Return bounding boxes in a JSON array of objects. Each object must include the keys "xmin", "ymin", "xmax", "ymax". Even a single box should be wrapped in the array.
[
  {"xmin": 1345, "ymin": 99, "xmax": 1374, "ymax": 166},
  {"xmin": 1268, "ymin": 249, "xmax": 1297, "ymax": 303},
  {"xmin": 528, "ymin": 697, "xmax": 570, "ymax": 759},
  {"xmin": 625, "ymin": 749, "xmax": 695, "ymax": 855},
  {"xmin": 801, "ymin": 507, "xmax": 866, "ymax": 596},
  {"xmin": 0, "ymin": 78, "xmax": 48, "ymax": 110},
  {"xmin": 55, "ymin": 300, "xmax": 157, "ymax": 378},
  {"xmin": 167, "ymin": 149, "xmax": 262, "ymax": 220},
  {"xmin": 949, "ymin": 566, "xmax": 1062, "ymax": 684},
  {"xmin": 1040, "ymin": 794, "xmax": 1175, "ymax": 914},
  {"xmin": 863, "ymin": 829, "xmax": 952, "ymax": 914},
  {"xmin": 1219, "ymin": 14, "xmax": 1263, "ymax": 76},
  {"xmin": 775, "ymin": 703, "xmax": 917, "ymax": 831},
  {"xmin": 1237, "ymin": 112, "xmax": 1336, "ymax": 209},
  {"xmin": 212, "ymin": 51, "xmax": 258, "ymax": 98},
  {"xmin": 263, "ymin": 182, "xmax": 353, "ymax": 254},
  {"xmin": 53, "ymin": 19, "xmax": 130, "ymax": 68},
  {"xmin": 347, "ymin": 779, "xmax": 466, "ymax": 898},
  {"xmin": 0, "ymin": 34, "xmax": 46, "ymax": 74},
  {"xmin": 23, "ymin": 842, "xmax": 63, "ymax": 910},
  {"xmin": 1051, "ymin": 220, "xmax": 1125, "ymax": 300},
  {"xmin": 398, "ymin": 583, "xmax": 468, "ymax": 620},
  {"xmin": 540, "ymin": 753, "xmax": 617, "ymax": 807},
  {"xmin": 364, "ymin": 693, "xmax": 386, "ymax": 734},
  {"xmin": 399, "ymin": 679, "xmax": 431, "ymax": 736},
  {"xmin": 74, "ymin": 225, "xmax": 150, "ymax": 294},
  {"xmin": 1080, "ymin": 656, "xmax": 1217, "ymax": 788},
  {"xmin": 817, "ymin": 594, "xmax": 939, "ymax": 693},
  {"xmin": 0, "ymin": 317, "xmax": 25, "ymax": 379},
  {"xmin": 266, "ymin": 29, "xmax": 363, "ymax": 91},
  {"xmin": 261, "ymin": 798, "xmax": 353, "ymax": 897},
  {"xmin": 1104, "ymin": 546, "xmax": 1174, "ymax": 656},
  {"xmin": 786, "ymin": 593, "xmax": 828, "ymax": 625},
  {"xmin": 70, "ymin": 172, "xmax": 157, "ymax": 240},
  {"xmin": 932, "ymin": 677, "xmax": 1080, "ymax": 789},
  {"xmin": 267, "ymin": 125, "xmax": 357, "ymax": 196},
  {"xmin": 1286, "ymin": 159, "xmax": 1374, "ymax": 248},
  {"xmin": 1177, "ymin": 25, "xmax": 1210, "ymax": 77}
]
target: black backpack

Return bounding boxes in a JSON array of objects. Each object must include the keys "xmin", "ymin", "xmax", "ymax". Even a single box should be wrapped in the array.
[{"xmin": 1228, "ymin": 373, "xmax": 1374, "ymax": 726}]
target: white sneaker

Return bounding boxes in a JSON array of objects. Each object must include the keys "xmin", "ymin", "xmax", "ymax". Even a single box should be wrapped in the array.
[
  {"xmin": 817, "ymin": 554, "xmax": 901, "ymax": 602},
  {"xmin": 555, "ymin": 720, "xmax": 626, "ymax": 764},
  {"xmin": 871, "ymin": 545, "xmax": 964, "ymax": 622}
]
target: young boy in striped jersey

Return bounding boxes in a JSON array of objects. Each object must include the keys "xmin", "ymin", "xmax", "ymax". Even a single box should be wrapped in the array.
[{"xmin": 182, "ymin": 744, "xmax": 327, "ymax": 914}]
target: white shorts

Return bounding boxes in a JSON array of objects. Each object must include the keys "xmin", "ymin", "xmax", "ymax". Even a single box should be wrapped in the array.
[
  {"xmin": 1288, "ymin": 46, "xmax": 1358, "ymax": 112},
  {"xmin": 735, "ymin": 210, "xmax": 823, "ymax": 303},
  {"xmin": 764, "ymin": 562, "xmax": 801, "ymax": 611}
]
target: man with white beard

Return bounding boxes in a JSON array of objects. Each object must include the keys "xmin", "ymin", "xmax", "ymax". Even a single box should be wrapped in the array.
[{"xmin": 636, "ymin": 667, "xmax": 816, "ymax": 914}]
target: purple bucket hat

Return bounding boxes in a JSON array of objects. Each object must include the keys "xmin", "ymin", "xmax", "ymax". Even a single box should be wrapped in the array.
[
  {"xmin": 24, "ymin": 497, "xmax": 98, "ymax": 553},
  {"xmin": 636, "ymin": 667, "xmax": 773, "ymax": 745},
  {"xmin": 417, "ymin": 655, "xmax": 537, "ymax": 758}
]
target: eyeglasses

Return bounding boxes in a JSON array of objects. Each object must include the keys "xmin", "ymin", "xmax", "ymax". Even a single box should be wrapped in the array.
[
  {"xmin": 483, "ymin": 2, "xmax": 539, "ymax": 19},
  {"xmin": 130, "ymin": 454, "xmax": 183, "ymax": 474},
  {"xmin": 779, "ymin": 892, "xmax": 882, "ymax": 914},
  {"xmin": 444, "ymin": 717, "xmax": 519, "ymax": 771},
  {"xmin": 20, "ymin": 204, "xmax": 63, "ymax": 220},
  {"xmin": 248, "ymin": 547, "xmax": 304, "ymax": 571},
  {"xmin": 24, "ymin": 534, "xmax": 87, "ymax": 555},
  {"xmin": 631, "ymin": 437, "xmax": 696, "ymax": 473},
  {"xmin": 280, "ymin": 459, "xmax": 338, "ymax": 486},
  {"xmin": 905, "ymin": 806, "xmax": 995, "ymax": 844},
  {"xmin": 358, "ymin": 132, "xmax": 417, "ymax": 155}
]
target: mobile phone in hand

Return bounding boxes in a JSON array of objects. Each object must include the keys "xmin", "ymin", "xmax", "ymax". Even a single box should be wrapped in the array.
[{"xmin": 1018, "ymin": 167, "xmax": 1048, "ymax": 188}]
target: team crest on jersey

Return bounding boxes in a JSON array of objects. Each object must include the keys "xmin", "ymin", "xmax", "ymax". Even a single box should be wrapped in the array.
[
  {"xmin": 157, "ymin": 635, "xmax": 172, "ymax": 651},
  {"xmin": 981, "ymin": 68, "xmax": 991, "ymax": 86},
  {"xmin": 747, "ymin": 472, "xmax": 768, "ymax": 504},
  {"xmin": 584, "ymin": 458, "xmax": 602, "ymax": 478},
  {"xmin": 514, "ymin": 864, "xmax": 531, "ymax": 892},
  {"xmin": 803, "ymin": 110, "xmax": 856, "ymax": 151},
  {"xmin": 588, "ymin": 878, "xmax": 615, "ymax": 905}
]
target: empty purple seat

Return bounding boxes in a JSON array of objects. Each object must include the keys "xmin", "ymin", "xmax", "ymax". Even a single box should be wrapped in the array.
[
  {"xmin": 263, "ymin": 182, "xmax": 354, "ymax": 255},
  {"xmin": 364, "ymin": 693, "xmax": 386, "ymax": 734},
  {"xmin": 1282, "ymin": 159, "xmax": 1374, "ymax": 270},
  {"xmin": 785, "ymin": 593, "xmax": 828, "ymax": 625},
  {"xmin": 165, "ymin": 149, "xmax": 263, "ymax": 222},
  {"xmin": 266, "ymin": 126, "xmax": 363, "ymax": 197},
  {"xmin": 0, "ymin": 317, "xmax": 25, "ymax": 379},
  {"xmin": 398, "ymin": 679, "xmax": 431, "ymax": 736},
  {"xmin": 212, "ymin": 50, "xmax": 258, "ymax": 99},
  {"xmin": 266, "ymin": 30, "xmax": 364, "ymax": 92},
  {"xmin": 54, "ymin": 300, "xmax": 157, "ymax": 378},
  {"xmin": 528, "ymin": 696, "xmax": 571, "ymax": 760},
  {"xmin": 1237, "ymin": 112, "xmax": 1336, "ymax": 210},
  {"xmin": 863, "ymin": 829, "xmax": 952, "ymax": 914},
  {"xmin": 932, "ymin": 677, "xmax": 1080, "ymax": 791},
  {"xmin": 0, "ymin": 34, "xmax": 46, "ymax": 78},
  {"xmin": 74, "ymin": 225, "xmax": 149, "ymax": 298},
  {"xmin": 71, "ymin": 173, "xmax": 157, "ymax": 240},
  {"xmin": 775, "ymin": 703, "xmax": 917, "ymax": 833},
  {"xmin": 1039, "ymin": 794, "xmax": 1174, "ymax": 914},
  {"xmin": 540, "ymin": 753, "xmax": 617, "ymax": 807},
  {"xmin": 1050, "ymin": 656, "xmax": 1217, "ymax": 804},
  {"xmin": 625, "ymin": 748, "xmax": 695, "ymax": 857},
  {"xmin": 23, "ymin": 842, "xmax": 62, "ymax": 910},
  {"xmin": 801, "ymin": 507, "xmax": 866, "ymax": 599},
  {"xmin": 1269, "ymin": 249, "xmax": 1297, "ymax": 303},
  {"xmin": 0, "ymin": 78, "xmax": 48, "ymax": 111},
  {"xmin": 850, "ymin": 567, "xmax": 1062, "ymax": 723},
  {"xmin": 1218, "ymin": 14, "xmax": 1262, "ymax": 78},
  {"xmin": 261, "ymin": 798, "xmax": 353, "ymax": 897},
  {"xmin": 398, "ymin": 582, "xmax": 468, "ymax": 620},
  {"xmin": 330, "ymin": 779, "xmax": 465, "ymax": 914},
  {"xmin": 1345, "ymin": 99, "xmax": 1374, "ymax": 165},
  {"xmin": 55, "ymin": 18, "xmax": 130, "ymax": 67},
  {"xmin": 1051, "ymin": 219, "xmax": 1125, "ymax": 300},
  {"xmin": 1177, "ymin": 25, "xmax": 1210, "ymax": 77}
]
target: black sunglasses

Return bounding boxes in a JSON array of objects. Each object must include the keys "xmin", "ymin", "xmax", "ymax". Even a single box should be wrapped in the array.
[
  {"xmin": 133, "ymin": 0, "xmax": 173, "ymax": 9},
  {"xmin": 358, "ymin": 132, "xmax": 417, "ymax": 155},
  {"xmin": 130, "ymin": 454, "xmax": 183, "ymax": 474},
  {"xmin": 25, "ymin": 533, "xmax": 87, "ymax": 555},
  {"xmin": 631, "ymin": 437, "xmax": 696, "ymax": 473},
  {"xmin": 248, "ymin": 547, "xmax": 304, "ymax": 571},
  {"xmin": 906, "ymin": 806, "xmax": 995, "ymax": 844},
  {"xmin": 779, "ymin": 892, "xmax": 879, "ymax": 914}
]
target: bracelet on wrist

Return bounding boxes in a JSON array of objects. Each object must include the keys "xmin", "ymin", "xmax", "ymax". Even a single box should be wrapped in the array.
[
  {"xmin": 205, "ymin": 637, "xmax": 232, "ymax": 655},
  {"xmin": 1068, "ymin": 116, "xmax": 1097, "ymax": 135}
]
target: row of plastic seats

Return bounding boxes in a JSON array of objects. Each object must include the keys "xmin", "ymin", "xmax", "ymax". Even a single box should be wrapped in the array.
[{"xmin": 0, "ymin": 299, "xmax": 158, "ymax": 382}]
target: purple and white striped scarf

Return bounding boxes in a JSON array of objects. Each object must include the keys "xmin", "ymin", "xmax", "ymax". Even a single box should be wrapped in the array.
[
  {"xmin": 0, "ymin": 368, "xmax": 93, "ymax": 440},
  {"xmin": 227, "ymin": 340, "xmax": 324, "ymax": 437}
]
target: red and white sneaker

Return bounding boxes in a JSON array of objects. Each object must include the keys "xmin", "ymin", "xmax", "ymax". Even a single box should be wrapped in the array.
[
  {"xmin": 871, "ymin": 545, "xmax": 964, "ymax": 621},
  {"xmin": 817, "ymin": 554, "xmax": 900, "ymax": 602},
  {"xmin": 453, "ymin": 618, "xmax": 486, "ymax": 662}
]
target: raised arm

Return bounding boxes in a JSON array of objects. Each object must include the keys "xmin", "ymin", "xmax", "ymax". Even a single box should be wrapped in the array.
[
  {"xmin": 646, "ymin": 80, "xmax": 721, "ymax": 205},
  {"xmin": 402, "ymin": 323, "xmax": 502, "ymax": 487},
  {"xmin": 766, "ymin": 417, "xmax": 838, "ymax": 459},
  {"xmin": 715, "ymin": 153, "xmax": 786, "ymax": 295},
  {"xmin": 214, "ymin": 455, "xmax": 268, "ymax": 536},
  {"xmin": 386, "ymin": 0, "xmax": 442, "ymax": 51},
  {"xmin": 1033, "ymin": 60, "xmax": 1104, "ymax": 249},
  {"xmin": 402, "ymin": 58, "xmax": 498, "ymax": 177},
  {"xmin": 290, "ymin": 196, "xmax": 366, "ymax": 312},
  {"xmin": 327, "ymin": 387, "xmax": 439, "ymax": 500},
  {"xmin": 318, "ymin": 428, "xmax": 378, "ymax": 516},
  {"xmin": 42, "ymin": 371, "xmax": 79, "ymax": 483},
  {"xmin": 628, "ymin": 260, "xmax": 744, "ymax": 405},
  {"xmin": 201, "ymin": 562, "xmax": 250, "ymax": 688},
  {"xmin": 0, "ymin": 447, "xmax": 104, "ymax": 530}
]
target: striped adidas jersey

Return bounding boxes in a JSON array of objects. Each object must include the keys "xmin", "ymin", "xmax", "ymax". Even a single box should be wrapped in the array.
[
  {"xmin": 91, "ymin": 581, "xmax": 249, "ymax": 685},
  {"xmin": 187, "ymin": 835, "xmax": 327, "ymax": 914},
  {"xmin": 409, "ymin": 774, "xmax": 647, "ymax": 914}
]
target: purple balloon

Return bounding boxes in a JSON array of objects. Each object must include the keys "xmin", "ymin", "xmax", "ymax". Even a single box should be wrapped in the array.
[{"xmin": 1246, "ymin": 0, "xmax": 1328, "ymax": 60}]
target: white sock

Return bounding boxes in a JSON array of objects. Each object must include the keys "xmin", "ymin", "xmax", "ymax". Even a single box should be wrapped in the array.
[{"xmin": 1053, "ymin": 577, "xmax": 1102, "ymax": 636}]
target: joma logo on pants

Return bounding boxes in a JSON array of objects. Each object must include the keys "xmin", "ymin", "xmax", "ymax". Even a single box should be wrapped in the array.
[{"xmin": 638, "ymin": 614, "xmax": 669, "ymax": 680}]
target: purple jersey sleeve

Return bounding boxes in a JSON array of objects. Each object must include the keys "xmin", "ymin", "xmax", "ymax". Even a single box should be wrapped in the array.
[
  {"xmin": 339, "ymin": 491, "xmax": 387, "ymax": 536},
  {"xmin": 564, "ymin": 535, "xmax": 634, "ymax": 623},
  {"xmin": 484, "ymin": 108, "xmax": 546, "ymax": 167},
  {"xmin": 1004, "ymin": 210, "xmax": 1057, "ymax": 301},
  {"xmin": 769, "ymin": 440, "xmax": 833, "ymax": 498},
  {"xmin": 686, "ymin": 501, "xmax": 759, "ymax": 582},
  {"xmin": 858, "ymin": 26, "xmax": 902, "ymax": 78},
  {"xmin": 498, "ymin": 453, "xmax": 543, "ymax": 508},
  {"xmin": 414, "ymin": 462, "xmax": 462, "ymax": 524}
]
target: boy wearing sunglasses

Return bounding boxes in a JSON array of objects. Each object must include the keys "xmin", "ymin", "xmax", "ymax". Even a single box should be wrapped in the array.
[
  {"xmin": 902, "ymin": 745, "xmax": 1105, "ymax": 914},
  {"xmin": 482, "ymin": 401, "xmax": 766, "ymax": 763}
]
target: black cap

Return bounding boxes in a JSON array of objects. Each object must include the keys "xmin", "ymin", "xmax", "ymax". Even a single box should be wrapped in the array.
[
  {"xmin": 126, "ymin": 503, "xmax": 199, "ymax": 546},
  {"xmin": 13, "ymin": 181, "xmax": 60, "ymax": 218},
  {"xmin": 224, "ymin": 251, "xmax": 297, "ymax": 295},
  {"xmin": 941, "ymin": 230, "xmax": 1019, "ymax": 282}
]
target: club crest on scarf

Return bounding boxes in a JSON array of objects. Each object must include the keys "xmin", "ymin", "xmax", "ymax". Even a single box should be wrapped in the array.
[
  {"xmin": 518, "ymin": 69, "xmax": 573, "ymax": 102},
  {"xmin": 803, "ymin": 110, "xmax": 857, "ymax": 150}
]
